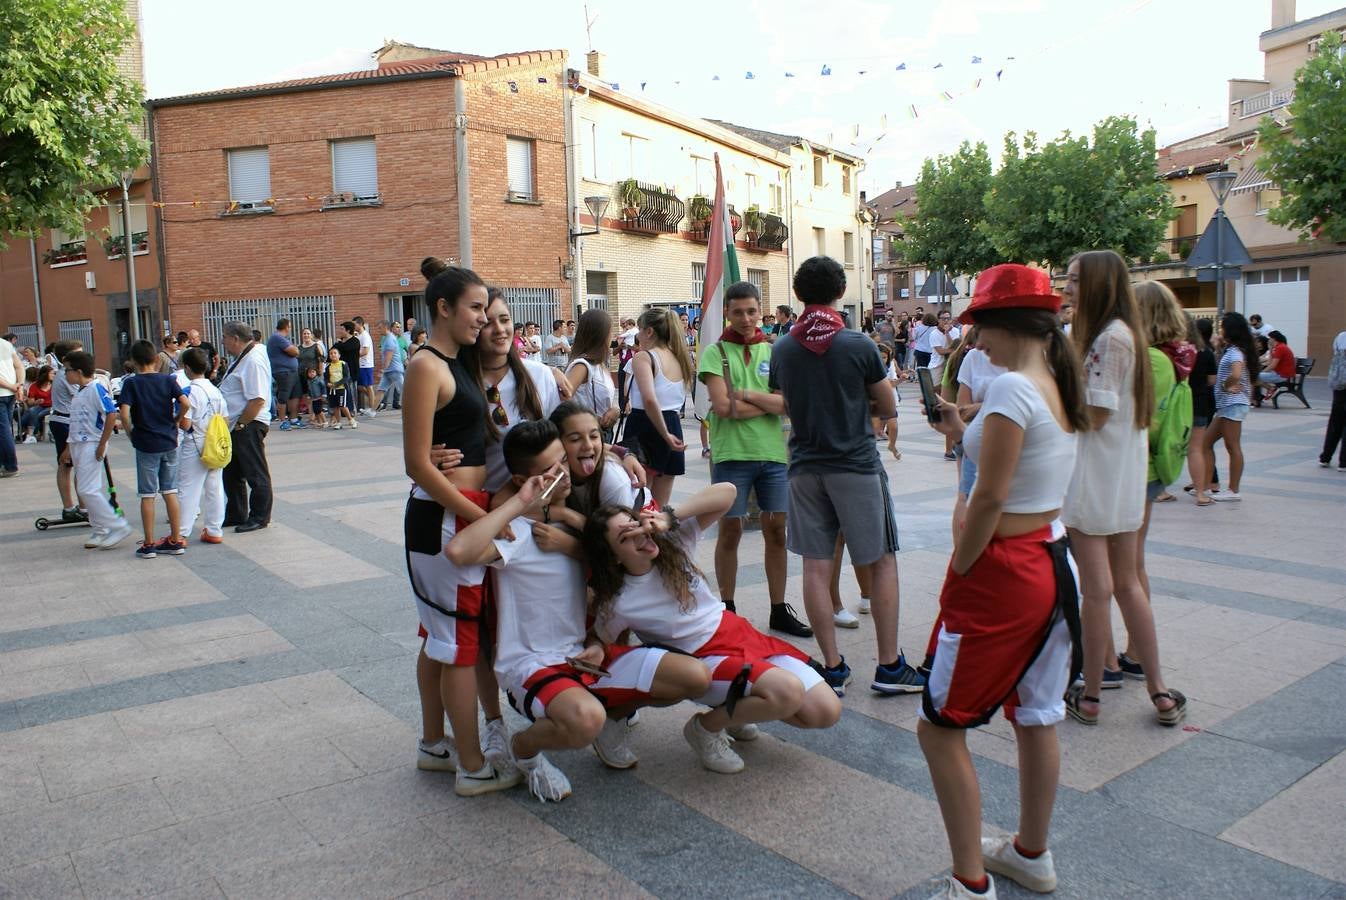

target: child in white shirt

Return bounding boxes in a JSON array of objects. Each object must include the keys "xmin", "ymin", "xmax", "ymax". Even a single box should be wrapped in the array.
[{"xmin": 60, "ymin": 351, "xmax": 131, "ymax": 549}]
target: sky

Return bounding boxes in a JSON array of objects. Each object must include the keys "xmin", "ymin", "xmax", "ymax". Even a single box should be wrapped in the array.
[{"xmin": 139, "ymin": 0, "xmax": 1343, "ymax": 196}]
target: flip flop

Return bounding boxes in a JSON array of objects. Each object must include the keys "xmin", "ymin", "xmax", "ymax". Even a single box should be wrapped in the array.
[
  {"xmin": 1195, "ymin": 497, "xmax": 1214, "ymax": 507},
  {"xmin": 1154, "ymin": 492, "xmax": 1176, "ymax": 503}
]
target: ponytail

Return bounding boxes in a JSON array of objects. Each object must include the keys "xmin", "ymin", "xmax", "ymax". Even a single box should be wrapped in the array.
[
  {"xmin": 636, "ymin": 308, "xmax": 695, "ymax": 384},
  {"xmin": 1046, "ymin": 326, "xmax": 1090, "ymax": 433}
]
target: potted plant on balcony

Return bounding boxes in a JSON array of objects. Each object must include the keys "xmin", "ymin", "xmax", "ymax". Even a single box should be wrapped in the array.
[
  {"xmin": 103, "ymin": 235, "xmax": 126, "ymax": 258},
  {"xmin": 743, "ymin": 205, "xmax": 763, "ymax": 241},
  {"xmin": 619, "ymin": 178, "xmax": 643, "ymax": 220},
  {"xmin": 688, "ymin": 194, "xmax": 711, "ymax": 228}
]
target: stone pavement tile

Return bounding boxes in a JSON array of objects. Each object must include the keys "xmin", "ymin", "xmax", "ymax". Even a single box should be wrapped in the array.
[
  {"xmin": 0, "ymin": 756, "xmax": 47, "ymax": 816},
  {"xmin": 0, "ymin": 781, "xmax": 178, "ymax": 871},
  {"xmin": 1098, "ymin": 732, "xmax": 1319, "ymax": 836},
  {"xmin": 0, "ymin": 699, "xmax": 21, "ymax": 733},
  {"xmin": 333, "ymin": 654, "xmax": 418, "ymax": 710},
  {"xmin": 292, "ymin": 624, "xmax": 407, "ymax": 669},
  {"xmin": 327, "ymin": 722, "xmax": 419, "ymax": 775},
  {"xmin": 1207, "ymin": 663, "xmax": 1346, "ymax": 763},
  {"xmin": 1226, "ymin": 625, "xmax": 1346, "ymax": 677},
  {"xmin": 70, "ymin": 799, "xmax": 320, "ymax": 899},
  {"xmin": 168, "ymin": 649, "xmax": 323, "ymax": 696},
  {"xmin": 133, "ymin": 614, "xmax": 272, "ymax": 650},
  {"xmin": 1267, "ymin": 618, "xmax": 1346, "ymax": 649},
  {"xmin": 0, "ymin": 853, "xmax": 84, "ymax": 900},
  {"xmin": 895, "ymin": 871, "xmax": 1166, "ymax": 900},
  {"xmin": 38, "ymin": 724, "xmax": 240, "ymax": 802},
  {"xmin": 229, "ymin": 522, "xmax": 387, "ymax": 589},
  {"xmin": 312, "ymin": 498, "xmax": 405, "ymax": 536},
  {"xmin": 0, "ymin": 663, "xmax": 92, "ymax": 704},
  {"xmin": 155, "ymin": 736, "xmax": 362, "ymax": 820},
  {"xmin": 113, "ymin": 683, "xmax": 288, "ymax": 742},
  {"xmin": 1164, "ymin": 651, "xmax": 1300, "ymax": 711},
  {"xmin": 1221, "ymin": 751, "xmax": 1346, "ymax": 882},
  {"xmin": 214, "ymin": 691, "xmax": 405, "ymax": 758},
  {"xmin": 0, "ymin": 709, "xmax": 130, "ymax": 759},
  {"xmin": 281, "ymin": 765, "xmax": 459, "ymax": 844},
  {"xmin": 0, "ymin": 632, "xmax": 145, "ymax": 676},
  {"xmin": 1143, "ymin": 554, "xmax": 1344, "ymax": 607},
  {"xmin": 0, "ymin": 594, "xmax": 120, "ymax": 636},
  {"xmin": 150, "ymin": 878, "xmax": 227, "ymax": 899},
  {"xmin": 414, "ymin": 840, "xmax": 657, "ymax": 900},
  {"xmin": 16, "ymin": 669, "xmax": 186, "ymax": 728},
  {"xmin": 1158, "ymin": 604, "xmax": 1286, "ymax": 645},
  {"xmin": 81, "ymin": 631, "xmax": 295, "ymax": 687}
]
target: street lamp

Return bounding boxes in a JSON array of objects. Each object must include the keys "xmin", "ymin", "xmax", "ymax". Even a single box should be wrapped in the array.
[
  {"xmin": 571, "ymin": 195, "xmax": 611, "ymax": 238},
  {"xmin": 120, "ymin": 173, "xmax": 141, "ymax": 342},
  {"xmin": 1206, "ymin": 170, "xmax": 1237, "ymax": 317}
]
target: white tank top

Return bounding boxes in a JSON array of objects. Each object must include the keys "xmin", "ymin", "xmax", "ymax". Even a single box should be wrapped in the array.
[
  {"xmin": 626, "ymin": 350, "xmax": 685, "ymax": 411},
  {"xmin": 566, "ymin": 357, "xmax": 615, "ymax": 419}
]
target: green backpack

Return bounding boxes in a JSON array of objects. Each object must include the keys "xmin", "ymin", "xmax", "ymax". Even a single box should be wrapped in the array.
[{"xmin": 1149, "ymin": 348, "xmax": 1193, "ymax": 486}]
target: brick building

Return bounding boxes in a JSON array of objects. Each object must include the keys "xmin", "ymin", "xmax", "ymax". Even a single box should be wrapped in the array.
[{"xmin": 147, "ymin": 47, "xmax": 571, "ymax": 351}]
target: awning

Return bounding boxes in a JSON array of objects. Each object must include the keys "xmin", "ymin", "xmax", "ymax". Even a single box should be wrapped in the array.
[{"xmin": 1230, "ymin": 162, "xmax": 1275, "ymax": 195}]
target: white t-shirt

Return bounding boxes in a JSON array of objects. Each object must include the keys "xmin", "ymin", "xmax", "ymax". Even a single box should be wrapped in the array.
[
  {"xmin": 1062, "ymin": 319, "xmax": 1146, "ymax": 535},
  {"xmin": 483, "ymin": 359, "xmax": 562, "ymax": 493},
  {"xmin": 357, "ymin": 329, "xmax": 374, "ymax": 369},
  {"xmin": 913, "ymin": 323, "xmax": 933, "ymax": 353},
  {"xmin": 566, "ymin": 358, "xmax": 616, "ymax": 421},
  {"xmin": 542, "ymin": 333, "xmax": 570, "ymax": 367},
  {"xmin": 490, "ymin": 518, "xmax": 588, "ymax": 694},
  {"xmin": 620, "ymin": 328, "xmax": 638, "ymax": 349},
  {"xmin": 598, "ymin": 519, "xmax": 723, "ymax": 652},
  {"xmin": 964, "ymin": 372, "xmax": 1078, "ymax": 514},
  {"xmin": 181, "ymin": 378, "xmax": 229, "ymax": 459},
  {"xmin": 0, "ymin": 338, "xmax": 18, "ymax": 398},
  {"xmin": 927, "ymin": 328, "xmax": 949, "ymax": 381},
  {"xmin": 49, "ymin": 367, "xmax": 77, "ymax": 422},
  {"xmin": 68, "ymin": 382, "xmax": 118, "ymax": 444},
  {"xmin": 956, "ymin": 348, "xmax": 1007, "ymax": 404},
  {"xmin": 220, "ymin": 343, "xmax": 273, "ymax": 427}
]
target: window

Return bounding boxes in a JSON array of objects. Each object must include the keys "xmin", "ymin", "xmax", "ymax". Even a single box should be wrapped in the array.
[
  {"xmin": 873, "ymin": 236, "xmax": 886, "ymax": 262},
  {"xmin": 226, "ymin": 147, "xmax": 272, "ymax": 207},
  {"xmin": 692, "ymin": 263, "xmax": 707, "ymax": 300},
  {"xmin": 843, "ymin": 231, "xmax": 855, "ymax": 267},
  {"xmin": 107, "ymin": 197, "xmax": 148, "ymax": 243},
  {"xmin": 877, "ymin": 273, "xmax": 888, "ymax": 297},
  {"xmin": 580, "ymin": 119, "xmax": 600, "ymax": 180},
  {"xmin": 623, "ymin": 133, "xmax": 648, "ymax": 177},
  {"xmin": 813, "ymin": 227, "xmax": 826, "ymax": 256},
  {"xmin": 769, "ymin": 183, "xmax": 783, "ymax": 214},
  {"xmin": 1263, "ymin": 269, "xmax": 1280, "ymax": 284},
  {"xmin": 1245, "ymin": 270, "xmax": 1262, "ymax": 285},
  {"xmin": 746, "ymin": 268, "xmax": 767, "ymax": 300},
  {"xmin": 331, "ymin": 138, "xmax": 378, "ymax": 200},
  {"xmin": 692, "ymin": 156, "xmax": 712, "ymax": 195},
  {"xmin": 745, "ymin": 173, "xmax": 757, "ymax": 208},
  {"xmin": 841, "ymin": 165, "xmax": 852, "ymax": 195},
  {"xmin": 1254, "ymin": 188, "xmax": 1280, "ymax": 215},
  {"xmin": 58, "ymin": 320, "xmax": 94, "ymax": 358},
  {"xmin": 506, "ymin": 137, "xmax": 536, "ymax": 200},
  {"xmin": 813, "ymin": 155, "xmax": 824, "ymax": 187},
  {"xmin": 46, "ymin": 226, "xmax": 87, "ymax": 265}
]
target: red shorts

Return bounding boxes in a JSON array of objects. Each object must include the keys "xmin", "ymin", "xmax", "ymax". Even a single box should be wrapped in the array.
[
  {"xmin": 405, "ymin": 489, "xmax": 490, "ymax": 667},
  {"xmin": 510, "ymin": 644, "xmax": 665, "ymax": 721},
  {"xmin": 692, "ymin": 612, "xmax": 823, "ymax": 707},
  {"xmin": 921, "ymin": 524, "xmax": 1076, "ymax": 728}
]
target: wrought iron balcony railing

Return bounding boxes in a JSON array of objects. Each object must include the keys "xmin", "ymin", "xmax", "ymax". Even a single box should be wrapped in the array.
[{"xmin": 616, "ymin": 182, "xmax": 685, "ymax": 235}]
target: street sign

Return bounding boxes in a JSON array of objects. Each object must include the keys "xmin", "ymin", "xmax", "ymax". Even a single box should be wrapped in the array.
[
  {"xmin": 1186, "ymin": 215, "xmax": 1252, "ymax": 273},
  {"xmin": 399, "ymin": 277, "xmax": 411, "ymax": 287}
]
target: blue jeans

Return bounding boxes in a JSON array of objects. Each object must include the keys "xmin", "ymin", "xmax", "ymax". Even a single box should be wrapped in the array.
[
  {"xmin": 0, "ymin": 395, "xmax": 17, "ymax": 472},
  {"xmin": 712, "ymin": 459, "xmax": 789, "ymax": 518}
]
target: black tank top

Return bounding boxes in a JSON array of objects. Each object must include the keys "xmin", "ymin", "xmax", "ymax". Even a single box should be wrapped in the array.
[{"xmin": 418, "ymin": 345, "xmax": 487, "ymax": 466}]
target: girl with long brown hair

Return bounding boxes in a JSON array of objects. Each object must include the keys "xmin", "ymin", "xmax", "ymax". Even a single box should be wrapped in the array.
[
  {"xmin": 1061, "ymin": 250, "xmax": 1184, "ymax": 728},
  {"xmin": 565, "ymin": 308, "xmax": 619, "ymax": 440},
  {"xmin": 624, "ymin": 308, "xmax": 695, "ymax": 506}
]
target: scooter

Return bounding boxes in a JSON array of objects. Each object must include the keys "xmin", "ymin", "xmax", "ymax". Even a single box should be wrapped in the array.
[{"xmin": 34, "ymin": 458, "xmax": 123, "ymax": 530}]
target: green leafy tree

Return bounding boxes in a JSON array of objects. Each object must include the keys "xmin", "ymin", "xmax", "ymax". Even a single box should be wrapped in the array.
[
  {"xmin": 904, "ymin": 141, "xmax": 999, "ymax": 277},
  {"xmin": 982, "ymin": 116, "xmax": 1172, "ymax": 269},
  {"xmin": 1258, "ymin": 30, "xmax": 1346, "ymax": 243},
  {"xmin": 0, "ymin": 0, "xmax": 148, "ymax": 241}
]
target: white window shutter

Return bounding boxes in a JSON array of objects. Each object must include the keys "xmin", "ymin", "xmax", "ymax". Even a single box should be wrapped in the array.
[
  {"xmin": 506, "ymin": 138, "xmax": 534, "ymax": 199},
  {"xmin": 331, "ymin": 138, "xmax": 378, "ymax": 198},
  {"xmin": 228, "ymin": 148, "xmax": 272, "ymax": 203}
]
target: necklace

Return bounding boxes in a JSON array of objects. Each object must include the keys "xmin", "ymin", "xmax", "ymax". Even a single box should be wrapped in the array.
[{"xmin": 482, "ymin": 361, "xmax": 509, "ymax": 371}]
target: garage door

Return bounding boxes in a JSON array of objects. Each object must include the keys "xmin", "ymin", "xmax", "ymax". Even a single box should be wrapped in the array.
[{"xmin": 1240, "ymin": 266, "xmax": 1309, "ymax": 355}]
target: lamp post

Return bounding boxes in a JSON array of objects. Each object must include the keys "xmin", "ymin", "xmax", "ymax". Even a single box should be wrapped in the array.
[
  {"xmin": 1206, "ymin": 170, "xmax": 1237, "ymax": 318},
  {"xmin": 120, "ymin": 173, "xmax": 141, "ymax": 342},
  {"xmin": 569, "ymin": 196, "xmax": 611, "ymax": 318}
]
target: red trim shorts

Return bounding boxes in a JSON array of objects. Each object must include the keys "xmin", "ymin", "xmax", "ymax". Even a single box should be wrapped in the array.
[
  {"xmin": 405, "ymin": 489, "xmax": 490, "ymax": 667},
  {"xmin": 510, "ymin": 644, "xmax": 666, "ymax": 721},
  {"xmin": 921, "ymin": 524, "xmax": 1076, "ymax": 729},
  {"xmin": 692, "ymin": 611, "xmax": 823, "ymax": 707}
]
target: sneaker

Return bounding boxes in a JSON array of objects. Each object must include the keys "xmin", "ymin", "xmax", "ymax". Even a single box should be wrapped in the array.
[
  {"xmin": 982, "ymin": 835, "xmax": 1056, "ymax": 893},
  {"xmin": 722, "ymin": 599, "xmax": 737, "ymax": 614},
  {"xmin": 278, "ymin": 420, "xmax": 292, "ymax": 431},
  {"xmin": 1101, "ymin": 667, "xmax": 1124, "ymax": 690},
  {"xmin": 726, "ymin": 722, "xmax": 759, "ymax": 742},
  {"xmin": 416, "ymin": 737, "xmax": 458, "ymax": 772},
  {"xmin": 928, "ymin": 874, "xmax": 998, "ymax": 899},
  {"xmin": 943, "ymin": 451, "xmax": 957, "ymax": 461},
  {"xmin": 1210, "ymin": 491, "xmax": 1242, "ymax": 502},
  {"xmin": 84, "ymin": 530, "xmax": 110, "ymax": 549},
  {"xmin": 833, "ymin": 608, "xmax": 860, "ymax": 629},
  {"xmin": 768, "ymin": 603, "xmax": 814, "ymax": 638},
  {"xmin": 364, "ymin": 408, "xmax": 377, "ymax": 418},
  {"xmin": 199, "ymin": 531, "xmax": 223, "ymax": 545},
  {"xmin": 22, "ymin": 435, "xmax": 36, "ymax": 444},
  {"xmin": 593, "ymin": 717, "xmax": 638, "ymax": 769},
  {"xmin": 135, "ymin": 541, "xmax": 158, "ymax": 559},
  {"xmin": 291, "ymin": 419, "xmax": 307, "ymax": 429},
  {"xmin": 454, "ymin": 761, "xmax": 522, "ymax": 797},
  {"xmin": 99, "ymin": 523, "xmax": 132, "ymax": 550},
  {"xmin": 61, "ymin": 507, "xmax": 89, "ymax": 524},
  {"xmin": 1321, "ymin": 459, "xmax": 1333, "ymax": 468},
  {"xmin": 333, "ymin": 424, "xmax": 342, "ymax": 430},
  {"xmin": 872, "ymin": 653, "xmax": 927, "ymax": 695},
  {"xmin": 482, "ymin": 717, "xmax": 512, "ymax": 768},
  {"xmin": 1117, "ymin": 653, "xmax": 1145, "ymax": 679},
  {"xmin": 349, "ymin": 420, "xmax": 358, "ymax": 429},
  {"xmin": 516, "ymin": 753, "xmax": 572, "ymax": 803},
  {"xmin": 858, "ymin": 596, "xmax": 871, "ymax": 615},
  {"xmin": 0, "ymin": 468, "xmax": 18, "ymax": 478},
  {"xmin": 815, "ymin": 656, "xmax": 852, "ymax": 697},
  {"xmin": 154, "ymin": 537, "xmax": 187, "ymax": 556},
  {"xmin": 682, "ymin": 714, "xmax": 744, "ymax": 774},
  {"xmin": 626, "ymin": 710, "xmax": 640, "ymax": 726}
]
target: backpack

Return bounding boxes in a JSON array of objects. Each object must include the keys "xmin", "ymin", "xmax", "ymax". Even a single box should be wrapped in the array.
[
  {"xmin": 1329, "ymin": 340, "xmax": 1346, "ymax": 391},
  {"xmin": 1149, "ymin": 350, "xmax": 1193, "ymax": 486}
]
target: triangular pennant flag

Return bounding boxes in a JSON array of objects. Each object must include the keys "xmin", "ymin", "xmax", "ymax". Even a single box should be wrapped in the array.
[
  {"xmin": 880, "ymin": 114, "xmax": 888, "ymax": 128},
  {"xmin": 942, "ymin": 91, "xmax": 954, "ymax": 101},
  {"xmin": 745, "ymin": 71, "xmax": 755, "ymax": 79},
  {"xmin": 858, "ymin": 69, "xmax": 867, "ymax": 75},
  {"xmin": 934, "ymin": 62, "xmax": 943, "ymax": 69},
  {"xmin": 821, "ymin": 65, "xmax": 832, "ymax": 75},
  {"xmin": 973, "ymin": 78, "xmax": 982, "ymax": 89},
  {"xmin": 852, "ymin": 124, "xmax": 860, "ymax": 138},
  {"xmin": 909, "ymin": 105, "xmax": 918, "ymax": 119},
  {"xmin": 640, "ymin": 82, "xmax": 647, "ymax": 90},
  {"xmin": 896, "ymin": 62, "xmax": 907, "ymax": 71},
  {"xmin": 610, "ymin": 82, "xmax": 620, "ymax": 89},
  {"xmin": 712, "ymin": 75, "xmax": 720, "ymax": 81},
  {"xmin": 971, "ymin": 56, "xmax": 982, "ymax": 64},
  {"xmin": 785, "ymin": 71, "xmax": 795, "ymax": 77},
  {"xmin": 996, "ymin": 69, "xmax": 1004, "ymax": 80}
]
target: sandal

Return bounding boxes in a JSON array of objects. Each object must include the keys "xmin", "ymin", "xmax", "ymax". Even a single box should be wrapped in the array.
[
  {"xmin": 1152, "ymin": 690, "xmax": 1188, "ymax": 727},
  {"xmin": 1154, "ymin": 492, "xmax": 1175, "ymax": 503},
  {"xmin": 1065, "ymin": 684, "xmax": 1099, "ymax": 726},
  {"xmin": 1195, "ymin": 497, "xmax": 1214, "ymax": 508}
]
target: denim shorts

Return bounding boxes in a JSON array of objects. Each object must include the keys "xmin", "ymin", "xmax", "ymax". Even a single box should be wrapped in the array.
[
  {"xmin": 136, "ymin": 447, "xmax": 180, "ymax": 497},
  {"xmin": 1215, "ymin": 403, "xmax": 1250, "ymax": 423},
  {"xmin": 959, "ymin": 452, "xmax": 979, "ymax": 497},
  {"xmin": 378, "ymin": 370, "xmax": 404, "ymax": 393},
  {"xmin": 712, "ymin": 459, "xmax": 788, "ymax": 518}
]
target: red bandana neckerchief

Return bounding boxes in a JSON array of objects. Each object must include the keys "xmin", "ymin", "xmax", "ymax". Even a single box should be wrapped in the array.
[
  {"xmin": 794, "ymin": 305, "xmax": 845, "ymax": 355},
  {"xmin": 1158, "ymin": 340, "xmax": 1195, "ymax": 383},
  {"xmin": 718, "ymin": 326, "xmax": 769, "ymax": 363}
]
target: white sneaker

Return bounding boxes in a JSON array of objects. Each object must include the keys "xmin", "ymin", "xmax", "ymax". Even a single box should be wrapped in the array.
[
  {"xmin": 516, "ymin": 753, "xmax": 572, "ymax": 802},
  {"xmin": 84, "ymin": 530, "xmax": 110, "ymax": 549},
  {"xmin": 482, "ymin": 717, "xmax": 511, "ymax": 768},
  {"xmin": 1211, "ymin": 491, "xmax": 1242, "ymax": 502},
  {"xmin": 593, "ymin": 717, "xmax": 639, "ymax": 769},
  {"xmin": 982, "ymin": 835, "xmax": 1056, "ymax": 893},
  {"xmin": 834, "ymin": 608, "xmax": 861, "ymax": 629},
  {"xmin": 928, "ymin": 874, "xmax": 997, "ymax": 899},
  {"xmin": 349, "ymin": 420, "xmax": 358, "ymax": 429},
  {"xmin": 22, "ymin": 435, "xmax": 36, "ymax": 444},
  {"xmin": 626, "ymin": 709, "xmax": 640, "ymax": 726},
  {"xmin": 454, "ymin": 761, "xmax": 522, "ymax": 797},
  {"xmin": 858, "ymin": 596, "xmax": 871, "ymax": 615},
  {"xmin": 416, "ymin": 737, "xmax": 457, "ymax": 772},
  {"xmin": 682, "ymin": 714, "xmax": 744, "ymax": 774},
  {"xmin": 726, "ymin": 722, "xmax": 759, "ymax": 742},
  {"xmin": 98, "ymin": 523, "xmax": 132, "ymax": 550}
]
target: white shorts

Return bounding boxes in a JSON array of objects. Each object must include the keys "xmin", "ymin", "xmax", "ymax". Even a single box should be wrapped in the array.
[
  {"xmin": 508, "ymin": 645, "xmax": 667, "ymax": 721},
  {"xmin": 696, "ymin": 654, "xmax": 823, "ymax": 708},
  {"xmin": 405, "ymin": 493, "xmax": 489, "ymax": 666}
]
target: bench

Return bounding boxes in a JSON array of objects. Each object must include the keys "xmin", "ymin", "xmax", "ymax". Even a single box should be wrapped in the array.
[{"xmin": 1269, "ymin": 357, "xmax": 1314, "ymax": 409}]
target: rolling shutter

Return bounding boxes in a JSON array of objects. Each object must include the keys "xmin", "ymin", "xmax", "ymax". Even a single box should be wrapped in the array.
[
  {"xmin": 506, "ymin": 138, "xmax": 534, "ymax": 199},
  {"xmin": 227, "ymin": 148, "xmax": 272, "ymax": 204},
  {"xmin": 332, "ymin": 138, "xmax": 378, "ymax": 198}
]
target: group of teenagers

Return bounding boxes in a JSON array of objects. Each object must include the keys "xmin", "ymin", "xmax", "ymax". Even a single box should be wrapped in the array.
[{"xmin": 395, "ymin": 247, "xmax": 1230, "ymax": 900}]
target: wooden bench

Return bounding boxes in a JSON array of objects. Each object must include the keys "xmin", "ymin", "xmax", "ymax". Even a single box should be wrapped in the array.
[{"xmin": 1269, "ymin": 357, "xmax": 1314, "ymax": 409}]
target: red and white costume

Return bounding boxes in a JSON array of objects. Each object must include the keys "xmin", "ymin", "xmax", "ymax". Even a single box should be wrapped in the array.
[{"xmin": 406, "ymin": 488, "xmax": 491, "ymax": 666}]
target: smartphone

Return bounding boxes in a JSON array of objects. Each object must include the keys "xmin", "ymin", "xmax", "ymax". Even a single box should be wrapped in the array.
[
  {"xmin": 916, "ymin": 367, "xmax": 943, "ymax": 425},
  {"xmin": 565, "ymin": 656, "xmax": 611, "ymax": 678},
  {"xmin": 537, "ymin": 470, "xmax": 567, "ymax": 505}
]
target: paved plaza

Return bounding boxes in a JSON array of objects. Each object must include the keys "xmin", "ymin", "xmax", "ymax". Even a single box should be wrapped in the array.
[{"xmin": 2, "ymin": 382, "xmax": 1346, "ymax": 899}]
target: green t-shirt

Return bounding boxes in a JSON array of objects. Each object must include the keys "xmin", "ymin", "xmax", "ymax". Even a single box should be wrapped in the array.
[{"xmin": 697, "ymin": 341, "xmax": 787, "ymax": 465}]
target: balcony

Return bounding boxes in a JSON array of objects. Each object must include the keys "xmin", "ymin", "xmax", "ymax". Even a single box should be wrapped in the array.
[
  {"xmin": 1164, "ymin": 235, "xmax": 1199, "ymax": 260},
  {"xmin": 615, "ymin": 182, "xmax": 685, "ymax": 235},
  {"xmin": 104, "ymin": 232, "xmax": 149, "ymax": 259},
  {"xmin": 43, "ymin": 242, "xmax": 87, "ymax": 267},
  {"xmin": 752, "ymin": 213, "xmax": 788, "ymax": 251},
  {"xmin": 687, "ymin": 204, "xmax": 742, "ymax": 243},
  {"xmin": 320, "ymin": 191, "xmax": 383, "ymax": 210},
  {"xmin": 1237, "ymin": 87, "xmax": 1293, "ymax": 119}
]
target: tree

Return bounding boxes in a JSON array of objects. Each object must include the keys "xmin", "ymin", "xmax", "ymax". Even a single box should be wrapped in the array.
[
  {"xmin": 981, "ymin": 116, "xmax": 1172, "ymax": 270},
  {"xmin": 1258, "ymin": 30, "xmax": 1346, "ymax": 243},
  {"xmin": 904, "ymin": 141, "xmax": 999, "ymax": 277},
  {"xmin": 0, "ymin": 0, "xmax": 148, "ymax": 241}
]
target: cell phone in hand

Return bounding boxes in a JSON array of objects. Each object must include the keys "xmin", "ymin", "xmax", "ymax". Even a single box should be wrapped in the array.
[
  {"xmin": 565, "ymin": 656, "xmax": 611, "ymax": 678},
  {"xmin": 916, "ymin": 368, "xmax": 942, "ymax": 425}
]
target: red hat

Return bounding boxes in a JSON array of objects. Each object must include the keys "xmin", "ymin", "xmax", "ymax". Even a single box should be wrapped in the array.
[{"xmin": 959, "ymin": 264, "xmax": 1061, "ymax": 324}]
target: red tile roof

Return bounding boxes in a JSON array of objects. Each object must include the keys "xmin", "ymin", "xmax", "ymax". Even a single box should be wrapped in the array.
[{"xmin": 1157, "ymin": 137, "xmax": 1230, "ymax": 179}]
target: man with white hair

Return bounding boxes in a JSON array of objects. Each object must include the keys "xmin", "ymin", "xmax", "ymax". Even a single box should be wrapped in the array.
[{"xmin": 219, "ymin": 322, "xmax": 273, "ymax": 532}]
